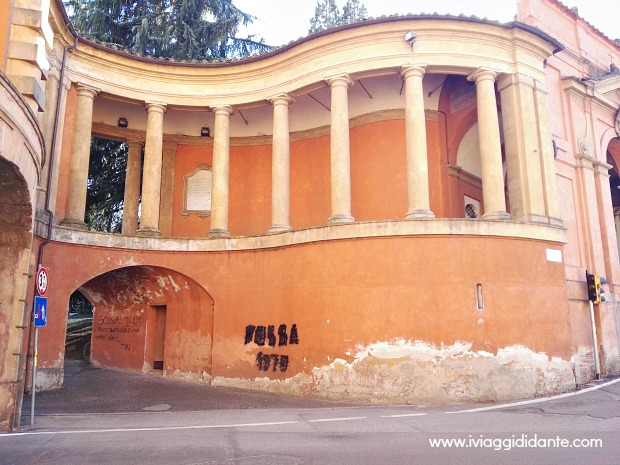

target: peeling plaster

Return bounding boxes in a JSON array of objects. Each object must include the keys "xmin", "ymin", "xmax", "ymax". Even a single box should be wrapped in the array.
[
  {"xmin": 214, "ymin": 341, "xmax": 577, "ymax": 404},
  {"xmin": 311, "ymin": 341, "xmax": 576, "ymax": 403}
]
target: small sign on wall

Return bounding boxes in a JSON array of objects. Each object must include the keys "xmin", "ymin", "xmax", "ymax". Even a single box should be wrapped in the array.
[{"xmin": 546, "ymin": 248, "xmax": 563, "ymax": 263}]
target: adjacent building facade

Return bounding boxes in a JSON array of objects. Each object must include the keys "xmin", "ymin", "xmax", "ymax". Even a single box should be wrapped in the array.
[{"xmin": 1, "ymin": 0, "xmax": 619, "ymax": 431}]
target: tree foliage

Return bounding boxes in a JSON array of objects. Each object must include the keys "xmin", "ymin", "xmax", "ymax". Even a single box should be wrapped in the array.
[
  {"xmin": 85, "ymin": 137, "xmax": 129, "ymax": 233},
  {"xmin": 309, "ymin": 0, "xmax": 368, "ymax": 34},
  {"xmin": 68, "ymin": 0, "xmax": 271, "ymax": 61}
]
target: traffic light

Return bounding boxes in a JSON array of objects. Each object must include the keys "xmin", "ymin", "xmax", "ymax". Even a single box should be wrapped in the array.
[
  {"xmin": 595, "ymin": 275, "xmax": 607, "ymax": 303},
  {"xmin": 586, "ymin": 271, "xmax": 597, "ymax": 302},
  {"xmin": 586, "ymin": 271, "xmax": 607, "ymax": 304}
]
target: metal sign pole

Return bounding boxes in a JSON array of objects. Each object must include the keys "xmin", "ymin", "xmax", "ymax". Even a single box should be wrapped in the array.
[
  {"xmin": 30, "ymin": 326, "xmax": 38, "ymax": 426},
  {"xmin": 589, "ymin": 300, "xmax": 601, "ymax": 380}
]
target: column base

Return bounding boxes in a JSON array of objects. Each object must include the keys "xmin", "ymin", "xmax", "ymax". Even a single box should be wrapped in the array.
[
  {"xmin": 405, "ymin": 209, "xmax": 435, "ymax": 220},
  {"xmin": 481, "ymin": 211, "xmax": 511, "ymax": 221},
  {"xmin": 136, "ymin": 227, "xmax": 162, "ymax": 237},
  {"xmin": 207, "ymin": 228, "xmax": 231, "ymax": 238},
  {"xmin": 328, "ymin": 214, "xmax": 355, "ymax": 225},
  {"xmin": 268, "ymin": 224, "xmax": 292, "ymax": 234},
  {"xmin": 59, "ymin": 218, "xmax": 88, "ymax": 230}
]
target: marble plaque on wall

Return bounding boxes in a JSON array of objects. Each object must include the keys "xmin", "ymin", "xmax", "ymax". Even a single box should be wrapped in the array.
[{"xmin": 183, "ymin": 164, "xmax": 212, "ymax": 218}]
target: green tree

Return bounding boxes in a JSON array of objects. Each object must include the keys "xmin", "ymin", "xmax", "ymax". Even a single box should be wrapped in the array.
[
  {"xmin": 309, "ymin": 0, "xmax": 341, "ymax": 34},
  {"xmin": 68, "ymin": 0, "xmax": 271, "ymax": 60},
  {"xmin": 309, "ymin": 0, "xmax": 368, "ymax": 34},
  {"xmin": 341, "ymin": 0, "xmax": 368, "ymax": 24},
  {"xmin": 85, "ymin": 137, "xmax": 130, "ymax": 233}
]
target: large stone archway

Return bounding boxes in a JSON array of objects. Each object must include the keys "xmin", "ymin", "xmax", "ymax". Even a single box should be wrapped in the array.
[
  {"xmin": 0, "ymin": 159, "xmax": 34, "ymax": 431},
  {"xmin": 0, "ymin": 70, "xmax": 43, "ymax": 431}
]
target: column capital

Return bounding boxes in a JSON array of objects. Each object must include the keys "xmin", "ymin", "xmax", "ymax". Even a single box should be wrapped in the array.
[
  {"xmin": 401, "ymin": 64, "xmax": 427, "ymax": 80},
  {"xmin": 125, "ymin": 139, "xmax": 144, "ymax": 149},
  {"xmin": 145, "ymin": 101, "xmax": 167, "ymax": 115},
  {"xmin": 75, "ymin": 83, "xmax": 100, "ymax": 99},
  {"xmin": 211, "ymin": 104, "xmax": 234, "ymax": 117},
  {"xmin": 325, "ymin": 73, "xmax": 354, "ymax": 89},
  {"xmin": 268, "ymin": 93, "xmax": 295, "ymax": 106},
  {"xmin": 467, "ymin": 67, "xmax": 499, "ymax": 84}
]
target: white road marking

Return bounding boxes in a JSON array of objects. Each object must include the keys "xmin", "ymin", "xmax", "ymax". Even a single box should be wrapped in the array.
[
  {"xmin": 2, "ymin": 377, "xmax": 617, "ymax": 437},
  {"xmin": 0, "ymin": 421, "xmax": 300, "ymax": 437},
  {"xmin": 446, "ymin": 377, "xmax": 620, "ymax": 414},
  {"xmin": 307, "ymin": 416, "xmax": 367, "ymax": 423}
]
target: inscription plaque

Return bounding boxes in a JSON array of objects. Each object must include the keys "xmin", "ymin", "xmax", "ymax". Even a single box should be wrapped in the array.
[{"xmin": 183, "ymin": 164, "xmax": 212, "ymax": 218}]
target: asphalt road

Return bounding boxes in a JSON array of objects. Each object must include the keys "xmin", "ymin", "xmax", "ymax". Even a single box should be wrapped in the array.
[{"xmin": 2, "ymin": 360, "xmax": 619, "ymax": 465}]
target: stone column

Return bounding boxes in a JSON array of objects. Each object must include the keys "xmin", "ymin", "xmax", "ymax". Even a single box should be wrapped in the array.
[
  {"xmin": 401, "ymin": 65, "xmax": 435, "ymax": 219},
  {"xmin": 121, "ymin": 140, "xmax": 143, "ymax": 235},
  {"xmin": 498, "ymin": 73, "xmax": 546, "ymax": 223},
  {"xmin": 136, "ymin": 102, "xmax": 166, "ymax": 237},
  {"xmin": 269, "ymin": 93, "xmax": 294, "ymax": 233},
  {"xmin": 326, "ymin": 74, "xmax": 355, "ymax": 224},
  {"xmin": 61, "ymin": 83, "xmax": 100, "ymax": 229},
  {"xmin": 208, "ymin": 105, "xmax": 233, "ymax": 238},
  {"xmin": 468, "ymin": 68, "xmax": 510, "ymax": 220}
]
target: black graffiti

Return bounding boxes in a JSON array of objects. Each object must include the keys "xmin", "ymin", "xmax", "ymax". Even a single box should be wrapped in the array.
[
  {"xmin": 244, "ymin": 325, "xmax": 256, "ymax": 344},
  {"xmin": 94, "ymin": 334, "xmax": 131, "ymax": 351},
  {"xmin": 244, "ymin": 324, "xmax": 299, "ymax": 347},
  {"xmin": 96, "ymin": 315, "xmax": 142, "ymax": 326},
  {"xmin": 95, "ymin": 327, "xmax": 139, "ymax": 334},
  {"xmin": 256, "ymin": 352, "xmax": 289, "ymax": 372}
]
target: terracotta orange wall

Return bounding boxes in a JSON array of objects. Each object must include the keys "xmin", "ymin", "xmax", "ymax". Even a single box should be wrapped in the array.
[
  {"xmin": 350, "ymin": 119, "xmax": 407, "ymax": 221},
  {"xmin": 172, "ymin": 144, "xmax": 213, "ymax": 237},
  {"xmin": 229, "ymin": 144, "xmax": 272, "ymax": 234},
  {"xmin": 37, "ymin": 235, "xmax": 571, "ymax": 381},
  {"xmin": 290, "ymin": 134, "xmax": 331, "ymax": 228},
  {"xmin": 172, "ymin": 117, "xmax": 451, "ymax": 235}
]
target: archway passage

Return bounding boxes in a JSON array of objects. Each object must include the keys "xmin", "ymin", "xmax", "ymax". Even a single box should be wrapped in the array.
[
  {"xmin": 78, "ymin": 266, "xmax": 214, "ymax": 383},
  {"xmin": 0, "ymin": 158, "xmax": 33, "ymax": 431},
  {"xmin": 65, "ymin": 291, "xmax": 94, "ymax": 360}
]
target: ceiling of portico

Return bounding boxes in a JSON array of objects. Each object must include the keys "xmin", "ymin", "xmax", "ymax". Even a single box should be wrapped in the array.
[{"xmin": 91, "ymin": 72, "xmax": 447, "ymax": 138}]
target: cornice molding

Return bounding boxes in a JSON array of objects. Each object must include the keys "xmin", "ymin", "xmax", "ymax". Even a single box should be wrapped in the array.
[{"xmin": 92, "ymin": 108, "xmax": 436, "ymax": 146}]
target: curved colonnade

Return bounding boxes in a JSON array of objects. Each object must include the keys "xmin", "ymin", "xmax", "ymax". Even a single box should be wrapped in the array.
[{"xmin": 35, "ymin": 15, "xmax": 580, "ymax": 404}]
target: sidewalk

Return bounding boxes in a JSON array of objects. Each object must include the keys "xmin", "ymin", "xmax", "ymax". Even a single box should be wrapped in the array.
[{"xmin": 21, "ymin": 359, "xmax": 350, "ymax": 420}]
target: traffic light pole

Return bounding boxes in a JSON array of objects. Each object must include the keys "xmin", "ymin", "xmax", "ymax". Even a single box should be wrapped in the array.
[{"xmin": 588, "ymin": 300, "xmax": 601, "ymax": 380}]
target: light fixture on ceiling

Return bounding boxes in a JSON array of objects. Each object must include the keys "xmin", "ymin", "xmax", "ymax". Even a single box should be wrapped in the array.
[{"xmin": 201, "ymin": 126, "xmax": 211, "ymax": 137}]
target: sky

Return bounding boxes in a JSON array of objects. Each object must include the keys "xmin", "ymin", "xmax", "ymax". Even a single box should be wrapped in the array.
[{"xmin": 233, "ymin": 0, "xmax": 619, "ymax": 47}]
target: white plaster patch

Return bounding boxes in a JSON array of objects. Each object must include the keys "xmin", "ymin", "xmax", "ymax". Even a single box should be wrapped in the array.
[
  {"xmin": 314, "ymin": 340, "xmax": 576, "ymax": 403},
  {"xmin": 168, "ymin": 275, "xmax": 181, "ymax": 292}
]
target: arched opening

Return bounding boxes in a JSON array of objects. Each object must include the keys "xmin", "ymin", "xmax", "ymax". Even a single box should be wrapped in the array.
[
  {"xmin": 0, "ymin": 157, "xmax": 33, "ymax": 431},
  {"xmin": 65, "ymin": 291, "xmax": 94, "ymax": 361},
  {"xmin": 76, "ymin": 266, "xmax": 215, "ymax": 382}
]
